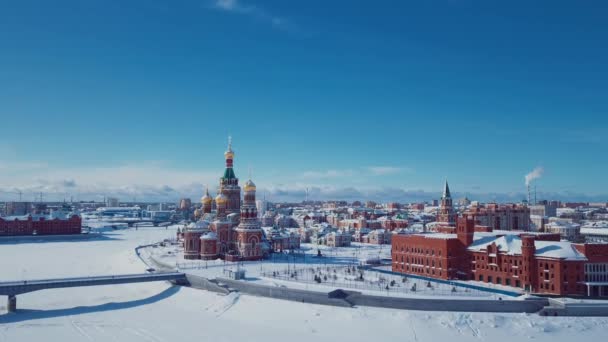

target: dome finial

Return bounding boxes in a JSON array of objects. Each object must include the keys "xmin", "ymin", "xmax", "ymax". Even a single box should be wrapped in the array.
[
  {"xmin": 224, "ymin": 135, "xmax": 235, "ymax": 161},
  {"xmin": 201, "ymin": 184, "xmax": 212, "ymax": 204}
]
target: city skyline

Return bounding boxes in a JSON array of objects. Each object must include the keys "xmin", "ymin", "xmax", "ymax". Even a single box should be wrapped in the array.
[{"xmin": 1, "ymin": 0, "xmax": 607, "ymax": 202}]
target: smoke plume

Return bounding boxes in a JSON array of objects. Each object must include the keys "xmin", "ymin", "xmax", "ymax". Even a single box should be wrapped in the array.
[{"xmin": 525, "ymin": 167, "xmax": 544, "ymax": 186}]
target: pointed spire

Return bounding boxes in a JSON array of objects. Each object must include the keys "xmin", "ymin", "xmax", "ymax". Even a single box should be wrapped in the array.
[
  {"xmin": 223, "ymin": 135, "xmax": 236, "ymax": 179},
  {"xmin": 442, "ymin": 179, "xmax": 451, "ymax": 199}
]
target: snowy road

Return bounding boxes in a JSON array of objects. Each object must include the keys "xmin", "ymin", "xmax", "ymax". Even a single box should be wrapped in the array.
[{"xmin": 1, "ymin": 227, "xmax": 607, "ymax": 341}]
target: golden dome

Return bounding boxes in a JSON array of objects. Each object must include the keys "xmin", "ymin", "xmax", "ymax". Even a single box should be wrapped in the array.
[
  {"xmin": 215, "ymin": 193, "xmax": 227, "ymax": 205},
  {"xmin": 201, "ymin": 186, "xmax": 212, "ymax": 204},
  {"xmin": 244, "ymin": 179, "xmax": 256, "ymax": 192}
]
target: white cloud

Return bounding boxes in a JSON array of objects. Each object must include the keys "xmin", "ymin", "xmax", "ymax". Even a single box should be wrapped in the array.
[
  {"xmin": 300, "ymin": 166, "xmax": 410, "ymax": 179},
  {"xmin": 301, "ymin": 169, "xmax": 355, "ymax": 179},
  {"xmin": 215, "ymin": 0, "xmax": 239, "ymax": 11},
  {"xmin": 211, "ymin": 0, "xmax": 290, "ymax": 30},
  {"xmin": 0, "ymin": 160, "xmax": 219, "ymax": 202},
  {"xmin": 367, "ymin": 166, "xmax": 411, "ymax": 176}
]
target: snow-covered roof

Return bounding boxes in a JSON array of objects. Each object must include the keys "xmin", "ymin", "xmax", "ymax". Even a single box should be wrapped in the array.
[
  {"xmin": 545, "ymin": 221, "xmax": 580, "ymax": 230},
  {"xmin": 581, "ymin": 228, "xmax": 608, "ymax": 236},
  {"xmin": 186, "ymin": 220, "xmax": 209, "ymax": 231},
  {"xmin": 420, "ymin": 233, "xmax": 457, "ymax": 240},
  {"xmin": 468, "ymin": 235, "xmax": 587, "ymax": 260},
  {"xmin": 201, "ymin": 232, "xmax": 217, "ymax": 240},
  {"xmin": 582, "ymin": 221, "xmax": 608, "ymax": 229}
]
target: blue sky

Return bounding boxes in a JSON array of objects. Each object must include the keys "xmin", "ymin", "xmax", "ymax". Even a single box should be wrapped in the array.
[{"xmin": 0, "ymin": 0, "xmax": 607, "ymax": 203}]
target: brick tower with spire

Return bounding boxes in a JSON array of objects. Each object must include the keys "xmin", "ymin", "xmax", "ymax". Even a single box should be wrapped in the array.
[
  {"xmin": 219, "ymin": 137, "xmax": 241, "ymax": 215},
  {"xmin": 233, "ymin": 178, "xmax": 264, "ymax": 261},
  {"xmin": 437, "ymin": 179, "xmax": 457, "ymax": 225}
]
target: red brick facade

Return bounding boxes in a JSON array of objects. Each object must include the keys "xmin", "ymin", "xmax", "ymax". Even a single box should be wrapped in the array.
[
  {"xmin": 392, "ymin": 217, "xmax": 596, "ymax": 296},
  {"xmin": 0, "ymin": 215, "xmax": 81, "ymax": 236}
]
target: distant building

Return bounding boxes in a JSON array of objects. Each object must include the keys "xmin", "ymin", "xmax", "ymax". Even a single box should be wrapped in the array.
[
  {"xmin": 544, "ymin": 221, "xmax": 581, "ymax": 241},
  {"xmin": 365, "ymin": 201, "xmax": 377, "ymax": 209},
  {"xmin": 106, "ymin": 198, "xmax": 119, "ymax": 207},
  {"xmin": 581, "ymin": 229, "xmax": 608, "ymax": 242},
  {"xmin": 529, "ymin": 215, "xmax": 547, "ymax": 232},
  {"xmin": 457, "ymin": 197, "xmax": 471, "ymax": 206},
  {"xmin": 3, "ymin": 202, "xmax": 32, "ymax": 216},
  {"xmin": 363, "ymin": 229, "xmax": 391, "ymax": 245},
  {"xmin": 386, "ymin": 202, "xmax": 401, "ymax": 211},
  {"xmin": 326, "ymin": 231, "xmax": 351, "ymax": 247},
  {"xmin": 0, "ymin": 215, "xmax": 81, "ymax": 236},
  {"xmin": 179, "ymin": 198, "xmax": 192, "ymax": 211},
  {"xmin": 529, "ymin": 203, "xmax": 557, "ymax": 218},
  {"xmin": 255, "ymin": 199, "xmax": 267, "ymax": 218},
  {"xmin": 464, "ymin": 203, "xmax": 530, "ymax": 231},
  {"xmin": 266, "ymin": 227, "xmax": 300, "ymax": 252}
]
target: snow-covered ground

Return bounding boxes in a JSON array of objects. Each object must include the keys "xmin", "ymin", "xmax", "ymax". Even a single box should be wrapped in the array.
[
  {"xmin": 145, "ymin": 242, "xmax": 515, "ymax": 298},
  {"xmin": 1, "ymin": 226, "xmax": 607, "ymax": 341}
]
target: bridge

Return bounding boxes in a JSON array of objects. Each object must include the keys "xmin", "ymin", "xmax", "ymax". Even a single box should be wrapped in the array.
[
  {"xmin": 92, "ymin": 218, "xmax": 175, "ymax": 227},
  {"xmin": 1, "ymin": 272, "xmax": 186, "ymax": 313}
]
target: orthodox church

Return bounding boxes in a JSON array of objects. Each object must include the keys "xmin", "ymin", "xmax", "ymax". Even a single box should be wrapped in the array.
[{"xmin": 182, "ymin": 138, "xmax": 265, "ymax": 261}]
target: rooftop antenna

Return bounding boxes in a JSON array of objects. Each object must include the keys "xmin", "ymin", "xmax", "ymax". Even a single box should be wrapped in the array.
[{"xmin": 534, "ymin": 185, "xmax": 537, "ymax": 205}]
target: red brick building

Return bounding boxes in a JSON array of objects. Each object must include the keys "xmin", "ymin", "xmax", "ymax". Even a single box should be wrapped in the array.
[
  {"xmin": 182, "ymin": 139, "xmax": 264, "ymax": 262},
  {"xmin": 0, "ymin": 215, "xmax": 82, "ymax": 236},
  {"xmin": 392, "ymin": 217, "xmax": 608, "ymax": 296}
]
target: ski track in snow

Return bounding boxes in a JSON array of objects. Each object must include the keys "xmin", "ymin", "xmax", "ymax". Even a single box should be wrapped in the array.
[
  {"xmin": 204, "ymin": 292, "xmax": 241, "ymax": 317},
  {"xmin": 69, "ymin": 316, "xmax": 93, "ymax": 341},
  {"xmin": 409, "ymin": 319, "xmax": 418, "ymax": 342}
]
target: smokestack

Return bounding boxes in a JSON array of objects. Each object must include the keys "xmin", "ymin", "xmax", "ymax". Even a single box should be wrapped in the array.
[
  {"xmin": 525, "ymin": 167, "xmax": 543, "ymax": 206},
  {"xmin": 525, "ymin": 167, "xmax": 544, "ymax": 187}
]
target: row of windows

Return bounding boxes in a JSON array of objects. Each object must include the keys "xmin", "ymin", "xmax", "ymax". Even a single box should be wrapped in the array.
[
  {"xmin": 396, "ymin": 255, "xmax": 445, "ymax": 268},
  {"xmin": 478, "ymin": 274, "xmax": 520, "ymax": 288},
  {"xmin": 397, "ymin": 245, "xmax": 444, "ymax": 256},
  {"xmin": 586, "ymin": 263, "xmax": 608, "ymax": 273},
  {"xmin": 474, "ymin": 263, "xmax": 522, "ymax": 276},
  {"xmin": 395, "ymin": 263, "xmax": 444, "ymax": 277}
]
